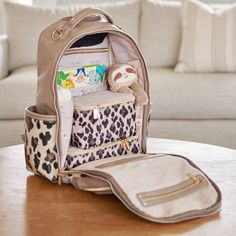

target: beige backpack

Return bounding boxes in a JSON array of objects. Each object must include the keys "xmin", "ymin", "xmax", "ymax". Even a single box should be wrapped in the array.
[{"xmin": 23, "ymin": 8, "xmax": 221, "ymax": 223}]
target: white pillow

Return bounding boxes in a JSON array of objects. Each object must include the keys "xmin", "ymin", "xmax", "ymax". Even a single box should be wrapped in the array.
[
  {"xmin": 175, "ymin": 0, "xmax": 236, "ymax": 72},
  {"xmin": 140, "ymin": 0, "xmax": 182, "ymax": 67},
  {"xmin": 4, "ymin": 1, "xmax": 140, "ymax": 71}
]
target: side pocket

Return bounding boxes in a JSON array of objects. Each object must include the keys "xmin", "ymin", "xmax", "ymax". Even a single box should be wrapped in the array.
[{"xmin": 24, "ymin": 106, "xmax": 59, "ymax": 182}]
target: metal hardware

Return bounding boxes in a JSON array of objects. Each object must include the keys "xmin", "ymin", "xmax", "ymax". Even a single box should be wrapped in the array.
[
  {"xmin": 52, "ymin": 28, "xmax": 64, "ymax": 41},
  {"xmin": 93, "ymin": 105, "xmax": 100, "ymax": 119},
  {"xmin": 82, "ymin": 186, "xmax": 111, "ymax": 192},
  {"xmin": 121, "ymin": 138, "xmax": 130, "ymax": 150},
  {"xmin": 58, "ymin": 172, "xmax": 63, "ymax": 185},
  {"xmin": 188, "ymin": 173, "xmax": 201, "ymax": 184}
]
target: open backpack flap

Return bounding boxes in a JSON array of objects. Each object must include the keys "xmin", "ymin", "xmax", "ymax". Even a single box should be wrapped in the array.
[
  {"xmin": 64, "ymin": 153, "xmax": 222, "ymax": 223},
  {"xmin": 23, "ymin": 8, "xmax": 222, "ymax": 223}
]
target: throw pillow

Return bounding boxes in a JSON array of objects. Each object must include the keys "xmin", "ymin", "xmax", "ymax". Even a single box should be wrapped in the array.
[{"xmin": 175, "ymin": 0, "xmax": 236, "ymax": 72}]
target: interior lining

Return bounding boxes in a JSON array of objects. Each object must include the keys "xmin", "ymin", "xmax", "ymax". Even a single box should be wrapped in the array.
[
  {"xmin": 56, "ymin": 32, "xmax": 146, "ymax": 170},
  {"xmin": 69, "ymin": 154, "xmax": 221, "ymax": 222}
]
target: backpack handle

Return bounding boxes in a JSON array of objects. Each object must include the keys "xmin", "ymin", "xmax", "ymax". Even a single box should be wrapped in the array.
[
  {"xmin": 52, "ymin": 8, "xmax": 113, "ymax": 40},
  {"xmin": 71, "ymin": 8, "xmax": 114, "ymax": 27}
]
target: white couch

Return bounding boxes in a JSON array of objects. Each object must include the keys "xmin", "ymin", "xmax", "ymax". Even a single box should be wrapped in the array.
[{"xmin": 0, "ymin": 0, "xmax": 236, "ymax": 148}]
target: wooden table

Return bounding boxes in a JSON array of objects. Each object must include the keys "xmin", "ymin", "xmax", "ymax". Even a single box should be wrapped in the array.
[{"xmin": 0, "ymin": 138, "xmax": 236, "ymax": 236}]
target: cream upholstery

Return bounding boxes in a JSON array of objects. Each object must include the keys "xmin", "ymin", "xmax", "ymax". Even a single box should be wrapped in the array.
[
  {"xmin": 0, "ymin": 0, "xmax": 235, "ymax": 149},
  {"xmin": 0, "ymin": 66, "xmax": 37, "ymax": 119},
  {"xmin": 0, "ymin": 120, "xmax": 24, "ymax": 148},
  {"xmin": 4, "ymin": 1, "xmax": 140, "ymax": 70},
  {"xmin": 148, "ymin": 68, "xmax": 236, "ymax": 119},
  {"xmin": 149, "ymin": 120, "xmax": 236, "ymax": 149},
  {"xmin": 0, "ymin": 35, "xmax": 8, "ymax": 79},
  {"xmin": 176, "ymin": 0, "xmax": 236, "ymax": 72},
  {"xmin": 140, "ymin": 0, "xmax": 182, "ymax": 67}
]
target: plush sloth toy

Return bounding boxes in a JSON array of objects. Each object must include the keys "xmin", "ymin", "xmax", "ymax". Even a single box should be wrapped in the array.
[{"xmin": 107, "ymin": 64, "xmax": 148, "ymax": 105}]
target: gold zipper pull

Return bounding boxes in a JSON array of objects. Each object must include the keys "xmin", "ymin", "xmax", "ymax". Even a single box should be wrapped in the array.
[
  {"xmin": 125, "ymin": 139, "xmax": 130, "ymax": 150},
  {"xmin": 121, "ymin": 139, "xmax": 127, "ymax": 150},
  {"xmin": 93, "ymin": 105, "xmax": 100, "ymax": 119},
  {"xmin": 58, "ymin": 172, "xmax": 63, "ymax": 185},
  {"xmin": 121, "ymin": 139, "xmax": 130, "ymax": 151},
  {"xmin": 188, "ymin": 173, "xmax": 201, "ymax": 184}
]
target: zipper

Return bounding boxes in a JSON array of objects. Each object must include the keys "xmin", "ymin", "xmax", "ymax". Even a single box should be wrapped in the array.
[
  {"xmin": 59, "ymin": 154, "xmax": 151, "ymax": 175},
  {"xmin": 65, "ymin": 47, "xmax": 109, "ymax": 55},
  {"xmin": 137, "ymin": 174, "xmax": 208, "ymax": 207},
  {"xmin": 74, "ymin": 97, "xmax": 134, "ymax": 111},
  {"xmin": 68, "ymin": 135, "xmax": 138, "ymax": 156},
  {"xmin": 74, "ymin": 97, "xmax": 135, "ymax": 119},
  {"xmin": 53, "ymin": 29, "xmax": 149, "ymax": 176},
  {"xmin": 95, "ymin": 153, "xmax": 160, "ymax": 169}
]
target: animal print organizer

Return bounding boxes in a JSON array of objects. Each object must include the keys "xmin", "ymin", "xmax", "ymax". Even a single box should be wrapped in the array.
[
  {"xmin": 66, "ymin": 91, "xmax": 140, "ymax": 169},
  {"xmin": 71, "ymin": 91, "xmax": 137, "ymax": 149}
]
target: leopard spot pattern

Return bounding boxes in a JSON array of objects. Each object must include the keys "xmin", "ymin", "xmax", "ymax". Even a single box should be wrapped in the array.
[
  {"xmin": 64, "ymin": 138, "xmax": 140, "ymax": 170},
  {"xmin": 71, "ymin": 101, "xmax": 137, "ymax": 149},
  {"xmin": 24, "ymin": 116, "xmax": 58, "ymax": 182}
]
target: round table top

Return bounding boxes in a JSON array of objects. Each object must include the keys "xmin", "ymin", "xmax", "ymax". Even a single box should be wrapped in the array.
[{"xmin": 0, "ymin": 138, "xmax": 236, "ymax": 236}]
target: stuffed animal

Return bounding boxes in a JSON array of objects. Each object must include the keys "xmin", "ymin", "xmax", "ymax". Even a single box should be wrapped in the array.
[{"xmin": 108, "ymin": 64, "xmax": 148, "ymax": 105}]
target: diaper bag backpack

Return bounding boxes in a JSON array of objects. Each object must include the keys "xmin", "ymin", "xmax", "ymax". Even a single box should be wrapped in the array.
[{"xmin": 23, "ymin": 8, "xmax": 221, "ymax": 223}]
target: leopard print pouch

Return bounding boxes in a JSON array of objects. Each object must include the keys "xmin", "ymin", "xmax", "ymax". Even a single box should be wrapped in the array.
[
  {"xmin": 64, "ymin": 136, "xmax": 140, "ymax": 170},
  {"xmin": 71, "ymin": 91, "xmax": 137, "ymax": 149}
]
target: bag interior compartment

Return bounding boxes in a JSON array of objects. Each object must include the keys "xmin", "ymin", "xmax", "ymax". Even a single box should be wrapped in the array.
[
  {"xmin": 24, "ymin": 106, "xmax": 59, "ymax": 182},
  {"xmin": 55, "ymin": 33, "xmax": 147, "ymax": 170},
  {"xmin": 59, "ymin": 33, "xmax": 110, "ymax": 70},
  {"xmin": 69, "ymin": 33, "xmax": 108, "ymax": 49},
  {"xmin": 58, "ymin": 48, "xmax": 110, "ymax": 70},
  {"xmin": 57, "ymin": 49, "xmax": 109, "ymax": 95},
  {"xmin": 57, "ymin": 34, "xmax": 111, "ymax": 96},
  {"xmin": 71, "ymin": 91, "xmax": 137, "ymax": 149},
  {"xmin": 64, "ymin": 135, "xmax": 140, "ymax": 170}
]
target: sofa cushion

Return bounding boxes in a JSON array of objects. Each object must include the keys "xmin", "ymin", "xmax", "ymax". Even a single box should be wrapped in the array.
[
  {"xmin": 0, "ymin": 66, "xmax": 37, "ymax": 119},
  {"xmin": 148, "ymin": 67, "xmax": 236, "ymax": 119},
  {"xmin": 4, "ymin": 0, "xmax": 140, "ymax": 71},
  {"xmin": 175, "ymin": 0, "xmax": 236, "ymax": 73},
  {"xmin": 148, "ymin": 120, "xmax": 236, "ymax": 149},
  {"xmin": 140, "ymin": 0, "xmax": 182, "ymax": 67}
]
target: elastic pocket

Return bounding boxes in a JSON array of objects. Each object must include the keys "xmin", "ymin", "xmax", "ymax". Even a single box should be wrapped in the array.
[
  {"xmin": 71, "ymin": 91, "xmax": 137, "ymax": 149},
  {"xmin": 24, "ymin": 106, "xmax": 59, "ymax": 182},
  {"xmin": 137, "ymin": 174, "xmax": 208, "ymax": 207},
  {"xmin": 58, "ymin": 47, "xmax": 110, "ymax": 70},
  {"xmin": 64, "ymin": 136, "xmax": 140, "ymax": 170}
]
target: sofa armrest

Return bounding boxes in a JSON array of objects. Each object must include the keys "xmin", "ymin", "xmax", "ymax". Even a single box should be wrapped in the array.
[{"xmin": 0, "ymin": 35, "xmax": 9, "ymax": 80}]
